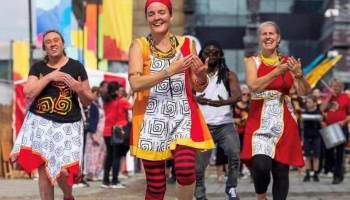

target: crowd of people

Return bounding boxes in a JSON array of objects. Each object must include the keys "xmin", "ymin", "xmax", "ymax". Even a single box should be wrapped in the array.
[{"xmin": 8, "ymin": 0, "xmax": 350, "ymax": 200}]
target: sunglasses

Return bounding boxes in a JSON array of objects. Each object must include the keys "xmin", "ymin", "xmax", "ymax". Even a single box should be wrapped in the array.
[{"xmin": 202, "ymin": 48, "xmax": 220, "ymax": 57}]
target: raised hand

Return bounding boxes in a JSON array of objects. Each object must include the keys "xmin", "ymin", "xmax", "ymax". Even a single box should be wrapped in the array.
[
  {"xmin": 196, "ymin": 93, "xmax": 210, "ymax": 105},
  {"xmin": 63, "ymin": 74, "xmax": 83, "ymax": 93},
  {"xmin": 191, "ymin": 56, "xmax": 208, "ymax": 77},
  {"xmin": 272, "ymin": 60, "xmax": 289, "ymax": 77},
  {"xmin": 47, "ymin": 68, "xmax": 66, "ymax": 82},
  {"xmin": 287, "ymin": 56, "xmax": 303, "ymax": 77},
  {"xmin": 168, "ymin": 54, "xmax": 193, "ymax": 75}
]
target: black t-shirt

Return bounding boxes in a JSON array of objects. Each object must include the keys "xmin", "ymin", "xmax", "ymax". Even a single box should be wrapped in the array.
[
  {"xmin": 28, "ymin": 58, "xmax": 88, "ymax": 123},
  {"xmin": 303, "ymin": 108, "xmax": 322, "ymax": 138}
]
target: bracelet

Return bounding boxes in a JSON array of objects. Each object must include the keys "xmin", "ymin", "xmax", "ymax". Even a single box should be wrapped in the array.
[
  {"xmin": 195, "ymin": 76, "xmax": 209, "ymax": 86},
  {"xmin": 128, "ymin": 72, "xmax": 142, "ymax": 78},
  {"xmin": 294, "ymin": 73, "xmax": 304, "ymax": 79}
]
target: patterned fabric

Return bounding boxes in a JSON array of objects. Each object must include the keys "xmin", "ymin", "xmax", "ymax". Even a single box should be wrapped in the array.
[
  {"xmin": 241, "ymin": 56, "xmax": 304, "ymax": 167},
  {"xmin": 250, "ymin": 90, "xmax": 296, "ymax": 157},
  {"xmin": 84, "ymin": 104, "xmax": 106, "ymax": 176},
  {"xmin": 139, "ymin": 55, "xmax": 191, "ymax": 151},
  {"xmin": 130, "ymin": 37, "xmax": 214, "ymax": 160},
  {"xmin": 11, "ymin": 112, "xmax": 83, "ymax": 185}
]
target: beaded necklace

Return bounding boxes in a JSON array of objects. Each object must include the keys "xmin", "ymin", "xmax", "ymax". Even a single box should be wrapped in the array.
[
  {"xmin": 259, "ymin": 52, "xmax": 280, "ymax": 66},
  {"xmin": 147, "ymin": 34, "xmax": 177, "ymax": 59}
]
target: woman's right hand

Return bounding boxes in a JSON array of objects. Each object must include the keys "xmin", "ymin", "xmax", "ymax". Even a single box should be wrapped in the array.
[
  {"xmin": 47, "ymin": 68, "xmax": 66, "ymax": 82},
  {"xmin": 272, "ymin": 62, "xmax": 289, "ymax": 77},
  {"xmin": 168, "ymin": 54, "xmax": 194, "ymax": 75}
]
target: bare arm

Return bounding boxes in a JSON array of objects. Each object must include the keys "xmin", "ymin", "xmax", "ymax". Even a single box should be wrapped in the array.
[
  {"xmin": 76, "ymin": 80, "xmax": 94, "ymax": 107},
  {"xmin": 128, "ymin": 40, "xmax": 192, "ymax": 92},
  {"xmin": 63, "ymin": 75, "xmax": 94, "ymax": 107},
  {"xmin": 24, "ymin": 69, "xmax": 66, "ymax": 99},
  {"xmin": 293, "ymin": 76, "xmax": 311, "ymax": 96},
  {"xmin": 206, "ymin": 71, "xmax": 241, "ymax": 107},
  {"xmin": 321, "ymin": 94, "xmax": 333, "ymax": 112},
  {"xmin": 287, "ymin": 57, "xmax": 311, "ymax": 96},
  {"xmin": 225, "ymin": 71, "xmax": 241, "ymax": 104},
  {"xmin": 245, "ymin": 57, "xmax": 287, "ymax": 92},
  {"xmin": 190, "ymin": 46, "xmax": 208, "ymax": 92}
]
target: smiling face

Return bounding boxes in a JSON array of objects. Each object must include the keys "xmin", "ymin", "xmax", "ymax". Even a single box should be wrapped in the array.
[
  {"xmin": 146, "ymin": 2, "xmax": 172, "ymax": 35},
  {"xmin": 43, "ymin": 31, "xmax": 65, "ymax": 59},
  {"xmin": 202, "ymin": 45, "xmax": 221, "ymax": 68},
  {"xmin": 331, "ymin": 80, "xmax": 343, "ymax": 95},
  {"xmin": 259, "ymin": 23, "xmax": 280, "ymax": 53}
]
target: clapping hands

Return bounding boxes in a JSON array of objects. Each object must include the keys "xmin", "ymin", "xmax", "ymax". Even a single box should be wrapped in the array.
[
  {"xmin": 169, "ymin": 54, "xmax": 208, "ymax": 77},
  {"xmin": 47, "ymin": 69, "xmax": 83, "ymax": 93},
  {"xmin": 287, "ymin": 56, "xmax": 303, "ymax": 77}
]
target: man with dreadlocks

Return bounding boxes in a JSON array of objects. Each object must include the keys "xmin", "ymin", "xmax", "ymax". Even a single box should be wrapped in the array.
[{"xmin": 195, "ymin": 41, "xmax": 241, "ymax": 200}]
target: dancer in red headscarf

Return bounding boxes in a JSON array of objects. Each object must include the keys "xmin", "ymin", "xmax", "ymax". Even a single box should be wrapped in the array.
[{"xmin": 128, "ymin": 0, "xmax": 214, "ymax": 200}]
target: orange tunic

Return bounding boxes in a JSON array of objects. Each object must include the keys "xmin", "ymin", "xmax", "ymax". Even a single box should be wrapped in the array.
[{"xmin": 130, "ymin": 36, "xmax": 214, "ymax": 161}]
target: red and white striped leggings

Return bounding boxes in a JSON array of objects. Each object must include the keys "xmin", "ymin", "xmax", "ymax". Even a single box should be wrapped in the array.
[{"xmin": 142, "ymin": 145, "xmax": 196, "ymax": 200}]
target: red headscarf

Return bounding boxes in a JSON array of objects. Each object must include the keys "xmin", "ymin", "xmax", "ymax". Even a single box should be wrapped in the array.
[{"xmin": 144, "ymin": 0, "xmax": 172, "ymax": 15}]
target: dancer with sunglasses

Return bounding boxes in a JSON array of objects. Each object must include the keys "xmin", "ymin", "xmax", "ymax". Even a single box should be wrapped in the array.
[{"xmin": 195, "ymin": 41, "xmax": 241, "ymax": 200}]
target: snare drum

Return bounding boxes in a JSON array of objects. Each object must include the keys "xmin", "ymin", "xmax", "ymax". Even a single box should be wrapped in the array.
[{"xmin": 320, "ymin": 123, "xmax": 346, "ymax": 149}]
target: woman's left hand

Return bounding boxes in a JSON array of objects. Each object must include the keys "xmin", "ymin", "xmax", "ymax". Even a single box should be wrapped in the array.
[
  {"xmin": 287, "ymin": 56, "xmax": 303, "ymax": 77},
  {"xmin": 63, "ymin": 74, "xmax": 84, "ymax": 93}
]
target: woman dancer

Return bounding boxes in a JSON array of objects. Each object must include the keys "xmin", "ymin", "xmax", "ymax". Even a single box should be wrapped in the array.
[
  {"xmin": 241, "ymin": 21, "xmax": 310, "ymax": 200},
  {"xmin": 11, "ymin": 30, "xmax": 94, "ymax": 200},
  {"xmin": 128, "ymin": 0, "xmax": 214, "ymax": 199}
]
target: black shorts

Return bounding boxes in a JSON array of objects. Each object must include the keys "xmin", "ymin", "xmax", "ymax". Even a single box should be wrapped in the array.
[{"xmin": 303, "ymin": 137, "xmax": 321, "ymax": 157}]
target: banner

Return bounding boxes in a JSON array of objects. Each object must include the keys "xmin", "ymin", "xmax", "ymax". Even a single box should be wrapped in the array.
[
  {"xmin": 102, "ymin": 0, "xmax": 133, "ymax": 61},
  {"xmin": 36, "ymin": 0, "xmax": 72, "ymax": 47},
  {"xmin": 12, "ymin": 41, "xmax": 30, "ymax": 81},
  {"xmin": 305, "ymin": 55, "xmax": 343, "ymax": 88},
  {"xmin": 303, "ymin": 54, "xmax": 325, "ymax": 75},
  {"xmin": 84, "ymin": 4, "xmax": 98, "ymax": 69}
]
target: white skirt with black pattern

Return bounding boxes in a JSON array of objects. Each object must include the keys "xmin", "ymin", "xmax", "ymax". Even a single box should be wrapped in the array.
[{"xmin": 11, "ymin": 112, "xmax": 83, "ymax": 185}]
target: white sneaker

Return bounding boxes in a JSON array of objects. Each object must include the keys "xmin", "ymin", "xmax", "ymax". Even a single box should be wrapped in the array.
[
  {"xmin": 110, "ymin": 183, "xmax": 126, "ymax": 189},
  {"xmin": 227, "ymin": 187, "xmax": 239, "ymax": 200},
  {"xmin": 100, "ymin": 183, "xmax": 110, "ymax": 189}
]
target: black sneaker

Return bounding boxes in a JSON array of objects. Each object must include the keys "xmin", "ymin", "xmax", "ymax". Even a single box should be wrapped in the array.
[
  {"xmin": 167, "ymin": 177, "xmax": 176, "ymax": 184},
  {"xmin": 332, "ymin": 177, "xmax": 343, "ymax": 184},
  {"xmin": 313, "ymin": 174, "xmax": 319, "ymax": 182},
  {"xmin": 303, "ymin": 174, "xmax": 310, "ymax": 182}
]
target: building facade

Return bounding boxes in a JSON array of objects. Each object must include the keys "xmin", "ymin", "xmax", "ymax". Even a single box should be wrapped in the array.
[{"xmin": 188, "ymin": 0, "xmax": 349, "ymax": 83}]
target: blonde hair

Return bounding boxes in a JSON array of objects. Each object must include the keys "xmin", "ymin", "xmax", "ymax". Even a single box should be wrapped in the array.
[
  {"xmin": 240, "ymin": 84, "xmax": 249, "ymax": 93},
  {"xmin": 258, "ymin": 21, "xmax": 281, "ymax": 56},
  {"xmin": 330, "ymin": 77, "xmax": 344, "ymax": 90},
  {"xmin": 258, "ymin": 21, "xmax": 281, "ymax": 35}
]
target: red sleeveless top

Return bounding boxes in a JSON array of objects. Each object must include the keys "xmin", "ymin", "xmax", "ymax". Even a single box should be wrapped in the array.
[{"xmin": 241, "ymin": 56, "xmax": 304, "ymax": 167}]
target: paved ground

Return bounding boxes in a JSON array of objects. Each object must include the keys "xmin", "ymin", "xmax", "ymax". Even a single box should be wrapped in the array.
[{"xmin": 1, "ymin": 168, "xmax": 350, "ymax": 200}]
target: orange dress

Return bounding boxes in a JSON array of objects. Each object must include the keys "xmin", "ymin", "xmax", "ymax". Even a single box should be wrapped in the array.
[
  {"xmin": 241, "ymin": 56, "xmax": 304, "ymax": 167},
  {"xmin": 130, "ymin": 36, "xmax": 214, "ymax": 161}
]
